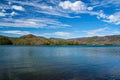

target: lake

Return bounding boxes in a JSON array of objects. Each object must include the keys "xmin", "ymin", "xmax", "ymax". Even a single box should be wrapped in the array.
[{"xmin": 0, "ymin": 46, "xmax": 120, "ymax": 80}]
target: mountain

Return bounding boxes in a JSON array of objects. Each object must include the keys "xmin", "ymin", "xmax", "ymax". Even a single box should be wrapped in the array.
[
  {"xmin": 71, "ymin": 35, "xmax": 120, "ymax": 45},
  {"xmin": 0, "ymin": 34, "xmax": 120, "ymax": 45},
  {"xmin": 20, "ymin": 34, "xmax": 45, "ymax": 39},
  {"xmin": 20, "ymin": 34, "xmax": 37, "ymax": 38},
  {"xmin": 10, "ymin": 34, "xmax": 51, "ymax": 45}
]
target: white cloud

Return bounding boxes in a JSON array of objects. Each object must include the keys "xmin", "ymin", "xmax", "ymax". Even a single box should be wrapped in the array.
[
  {"xmin": 10, "ymin": 11, "xmax": 17, "ymax": 16},
  {"xmin": 13, "ymin": 1, "xmax": 51, "ymax": 9},
  {"xmin": 103, "ymin": 12, "xmax": 120, "ymax": 25},
  {"xmin": 44, "ymin": 31, "xmax": 71, "ymax": 37},
  {"xmin": 37, "ymin": 10, "xmax": 72, "ymax": 18},
  {"xmin": 90, "ymin": 0, "xmax": 120, "ymax": 8},
  {"xmin": 11, "ymin": 0, "xmax": 90, "ymax": 18},
  {"xmin": 83, "ymin": 27, "xmax": 109, "ymax": 36},
  {"xmin": 0, "ymin": 11, "xmax": 17, "ymax": 17},
  {"xmin": 97, "ymin": 11, "xmax": 107, "ymax": 19},
  {"xmin": 12, "ymin": 1, "xmax": 75, "ymax": 18},
  {"xmin": 83, "ymin": 27, "xmax": 120, "ymax": 37},
  {"xmin": 96, "ymin": 11, "xmax": 120, "ymax": 25},
  {"xmin": 8, "ymin": 1, "xmax": 12, "ymax": 5},
  {"xmin": 58, "ymin": 1, "xmax": 120, "ymax": 25},
  {"xmin": 12, "ymin": 5, "xmax": 25, "ymax": 11},
  {"xmin": 0, "ymin": 4, "xmax": 10, "ymax": 9},
  {"xmin": 0, "ymin": 0, "xmax": 119, "ymax": 27},
  {"xmin": 59, "ymin": 1, "xmax": 87, "ymax": 12},
  {"xmin": 87, "ymin": 7, "xmax": 93, "ymax": 11},
  {"xmin": 1, "ymin": 9, "xmax": 6, "ymax": 13},
  {"xmin": 0, "ymin": 12, "xmax": 6, "ymax": 16},
  {"xmin": 0, "ymin": 30, "xmax": 31, "ymax": 35},
  {"xmin": 54, "ymin": 32, "xmax": 70, "ymax": 36},
  {"xmin": 0, "ymin": 18, "xmax": 71, "ymax": 28}
]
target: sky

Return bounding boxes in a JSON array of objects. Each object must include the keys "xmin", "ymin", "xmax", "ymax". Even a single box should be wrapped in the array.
[{"xmin": 0, "ymin": 0, "xmax": 120, "ymax": 39}]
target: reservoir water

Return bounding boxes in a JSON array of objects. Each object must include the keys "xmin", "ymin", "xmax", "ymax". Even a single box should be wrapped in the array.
[{"xmin": 0, "ymin": 46, "xmax": 120, "ymax": 80}]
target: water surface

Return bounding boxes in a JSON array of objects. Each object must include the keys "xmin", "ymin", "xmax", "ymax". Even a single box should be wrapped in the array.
[{"xmin": 0, "ymin": 46, "xmax": 120, "ymax": 80}]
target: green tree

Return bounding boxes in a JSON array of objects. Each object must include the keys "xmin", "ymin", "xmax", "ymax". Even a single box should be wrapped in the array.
[{"xmin": 0, "ymin": 36, "xmax": 12, "ymax": 45}]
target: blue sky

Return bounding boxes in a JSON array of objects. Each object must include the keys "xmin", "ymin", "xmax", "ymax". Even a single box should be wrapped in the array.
[{"xmin": 0, "ymin": 0, "xmax": 120, "ymax": 38}]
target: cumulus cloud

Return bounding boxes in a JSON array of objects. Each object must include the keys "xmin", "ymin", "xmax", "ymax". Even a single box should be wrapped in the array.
[
  {"xmin": 58, "ymin": 0, "xmax": 120, "ymax": 25},
  {"xmin": 12, "ymin": 5, "xmax": 25, "ymax": 11},
  {"xmin": 59, "ymin": 1, "xmax": 86, "ymax": 12},
  {"xmin": 59, "ymin": 1, "xmax": 93, "ymax": 13}
]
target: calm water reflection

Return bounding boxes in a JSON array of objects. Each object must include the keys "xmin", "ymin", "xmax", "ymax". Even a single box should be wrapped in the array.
[{"xmin": 0, "ymin": 46, "xmax": 120, "ymax": 80}]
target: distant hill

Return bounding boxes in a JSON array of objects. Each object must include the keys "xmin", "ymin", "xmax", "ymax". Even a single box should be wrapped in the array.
[
  {"xmin": 70, "ymin": 35, "xmax": 120, "ymax": 45},
  {"xmin": 0, "ymin": 34, "xmax": 120, "ymax": 45}
]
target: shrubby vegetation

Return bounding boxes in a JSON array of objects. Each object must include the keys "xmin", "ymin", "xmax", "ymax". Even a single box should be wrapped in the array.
[
  {"xmin": 0, "ymin": 34, "xmax": 120, "ymax": 45},
  {"xmin": 0, "ymin": 36, "xmax": 12, "ymax": 45}
]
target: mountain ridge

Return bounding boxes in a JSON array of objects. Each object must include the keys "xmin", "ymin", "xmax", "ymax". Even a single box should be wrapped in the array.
[{"xmin": 0, "ymin": 34, "xmax": 120, "ymax": 45}]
